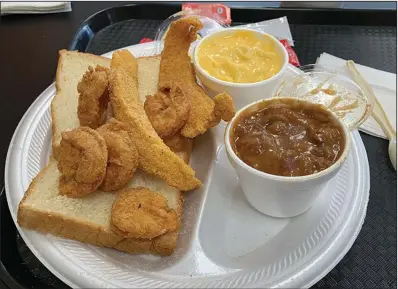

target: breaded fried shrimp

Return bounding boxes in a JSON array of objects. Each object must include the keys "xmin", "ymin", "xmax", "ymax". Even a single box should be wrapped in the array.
[
  {"xmin": 57, "ymin": 127, "xmax": 108, "ymax": 197},
  {"xmin": 77, "ymin": 66, "xmax": 110, "ymax": 129},
  {"xmin": 97, "ymin": 118, "xmax": 139, "ymax": 191},
  {"xmin": 111, "ymin": 187, "xmax": 178, "ymax": 239},
  {"xmin": 144, "ymin": 83, "xmax": 190, "ymax": 137}
]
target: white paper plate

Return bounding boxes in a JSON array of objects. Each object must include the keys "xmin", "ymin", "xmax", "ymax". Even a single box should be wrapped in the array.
[{"xmin": 5, "ymin": 42, "xmax": 370, "ymax": 288}]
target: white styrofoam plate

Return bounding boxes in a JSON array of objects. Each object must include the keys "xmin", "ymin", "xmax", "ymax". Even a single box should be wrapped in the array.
[{"xmin": 5, "ymin": 42, "xmax": 370, "ymax": 288}]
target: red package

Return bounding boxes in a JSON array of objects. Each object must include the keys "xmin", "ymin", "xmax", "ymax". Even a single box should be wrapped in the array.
[
  {"xmin": 139, "ymin": 38, "xmax": 153, "ymax": 44},
  {"xmin": 279, "ymin": 39, "xmax": 301, "ymax": 67},
  {"xmin": 182, "ymin": 3, "xmax": 231, "ymax": 25}
]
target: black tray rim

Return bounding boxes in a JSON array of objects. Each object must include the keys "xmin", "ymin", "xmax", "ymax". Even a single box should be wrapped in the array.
[{"xmin": 68, "ymin": 2, "xmax": 397, "ymax": 52}]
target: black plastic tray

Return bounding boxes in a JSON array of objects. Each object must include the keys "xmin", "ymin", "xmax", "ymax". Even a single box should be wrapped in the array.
[{"xmin": 1, "ymin": 3, "xmax": 396, "ymax": 289}]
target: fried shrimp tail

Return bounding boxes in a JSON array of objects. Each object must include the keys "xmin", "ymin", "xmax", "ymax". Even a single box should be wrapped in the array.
[
  {"xmin": 109, "ymin": 50, "xmax": 201, "ymax": 191},
  {"xmin": 97, "ymin": 118, "xmax": 139, "ymax": 191},
  {"xmin": 213, "ymin": 92, "xmax": 236, "ymax": 121},
  {"xmin": 144, "ymin": 83, "xmax": 190, "ymax": 137},
  {"xmin": 163, "ymin": 132, "xmax": 194, "ymax": 163},
  {"xmin": 208, "ymin": 92, "xmax": 236, "ymax": 127},
  {"xmin": 57, "ymin": 127, "xmax": 108, "ymax": 197},
  {"xmin": 159, "ymin": 17, "xmax": 217, "ymax": 138},
  {"xmin": 111, "ymin": 187, "xmax": 178, "ymax": 239},
  {"xmin": 77, "ymin": 66, "xmax": 110, "ymax": 129}
]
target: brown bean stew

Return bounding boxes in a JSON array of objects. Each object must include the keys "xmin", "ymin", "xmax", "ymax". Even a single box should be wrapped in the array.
[{"xmin": 231, "ymin": 99, "xmax": 346, "ymax": 177}]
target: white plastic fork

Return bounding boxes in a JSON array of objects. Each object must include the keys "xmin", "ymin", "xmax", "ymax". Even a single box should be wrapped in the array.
[{"xmin": 346, "ymin": 60, "xmax": 397, "ymax": 170}]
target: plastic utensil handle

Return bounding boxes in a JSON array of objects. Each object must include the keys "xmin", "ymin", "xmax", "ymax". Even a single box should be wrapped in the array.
[{"xmin": 346, "ymin": 60, "xmax": 396, "ymax": 140}]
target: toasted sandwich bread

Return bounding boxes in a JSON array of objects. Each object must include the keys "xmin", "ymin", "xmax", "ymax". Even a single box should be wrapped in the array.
[{"xmin": 18, "ymin": 50, "xmax": 187, "ymax": 256}]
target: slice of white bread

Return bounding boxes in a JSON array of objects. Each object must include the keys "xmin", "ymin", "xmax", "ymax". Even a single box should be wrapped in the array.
[
  {"xmin": 51, "ymin": 50, "xmax": 111, "ymax": 157},
  {"xmin": 137, "ymin": 55, "xmax": 160, "ymax": 103},
  {"xmin": 18, "ymin": 50, "xmax": 186, "ymax": 256},
  {"xmin": 18, "ymin": 160, "xmax": 182, "ymax": 255}
]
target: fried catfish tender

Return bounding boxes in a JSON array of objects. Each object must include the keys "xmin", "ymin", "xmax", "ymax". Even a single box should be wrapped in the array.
[
  {"xmin": 111, "ymin": 187, "xmax": 178, "ymax": 239},
  {"xmin": 97, "ymin": 118, "xmax": 139, "ymax": 192},
  {"xmin": 159, "ymin": 17, "xmax": 218, "ymax": 138},
  {"xmin": 109, "ymin": 50, "xmax": 201, "ymax": 191},
  {"xmin": 77, "ymin": 66, "xmax": 110, "ymax": 129},
  {"xmin": 144, "ymin": 83, "xmax": 190, "ymax": 137},
  {"xmin": 57, "ymin": 127, "xmax": 108, "ymax": 197},
  {"xmin": 110, "ymin": 49, "xmax": 138, "ymax": 79}
]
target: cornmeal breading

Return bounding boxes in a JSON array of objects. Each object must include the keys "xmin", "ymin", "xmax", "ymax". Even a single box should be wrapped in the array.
[{"xmin": 109, "ymin": 50, "xmax": 201, "ymax": 191}]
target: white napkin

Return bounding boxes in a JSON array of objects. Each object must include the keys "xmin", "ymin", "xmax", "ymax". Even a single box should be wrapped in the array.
[
  {"xmin": 238, "ymin": 17, "xmax": 294, "ymax": 46},
  {"xmin": 1, "ymin": 2, "xmax": 71, "ymax": 15},
  {"xmin": 317, "ymin": 53, "xmax": 397, "ymax": 139}
]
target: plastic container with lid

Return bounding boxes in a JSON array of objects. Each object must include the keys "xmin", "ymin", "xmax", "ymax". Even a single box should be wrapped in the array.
[{"xmin": 273, "ymin": 64, "xmax": 373, "ymax": 131}]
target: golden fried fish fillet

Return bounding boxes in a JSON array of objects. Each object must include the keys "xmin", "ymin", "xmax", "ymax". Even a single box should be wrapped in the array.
[
  {"xmin": 159, "ymin": 17, "xmax": 217, "ymax": 138},
  {"xmin": 111, "ymin": 187, "xmax": 178, "ymax": 239},
  {"xmin": 109, "ymin": 50, "xmax": 201, "ymax": 191},
  {"xmin": 77, "ymin": 66, "xmax": 109, "ymax": 129},
  {"xmin": 57, "ymin": 127, "xmax": 108, "ymax": 197},
  {"xmin": 97, "ymin": 118, "xmax": 139, "ymax": 192},
  {"xmin": 144, "ymin": 83, "xmax": 190, "ymax": 137},
  {"xmin": 110, "ymin": 49, "xmax": 138, "ymax": 80}
]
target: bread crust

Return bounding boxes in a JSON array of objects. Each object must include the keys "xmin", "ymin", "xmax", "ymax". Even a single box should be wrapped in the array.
[{"xmin": 18, "ymin": 201, "xmax": 182, "ymax": 256}]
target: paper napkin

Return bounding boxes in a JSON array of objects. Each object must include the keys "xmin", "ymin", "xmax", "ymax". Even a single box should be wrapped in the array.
[{"xmin": 1, "ymin": 2, "xmax": 71, "ymax": 15}]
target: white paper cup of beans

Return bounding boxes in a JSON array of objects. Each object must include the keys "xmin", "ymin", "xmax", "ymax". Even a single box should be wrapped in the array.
[
  {"xmin": 224, "ymin": 66, "xmax": 372, "ymax": 218},
  {"xmin": 225, "ymin": 98, "xmax": 351, "ymax": 218}
]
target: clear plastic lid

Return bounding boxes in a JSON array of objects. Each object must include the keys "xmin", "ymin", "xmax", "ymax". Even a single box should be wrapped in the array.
[
  {"xmin": 273, "ymin": 64, "xmax": 373, "ymax": 131},
  {"xmin": 153, "ymin": 10, "xmax": 229, "ymax": 55}
]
